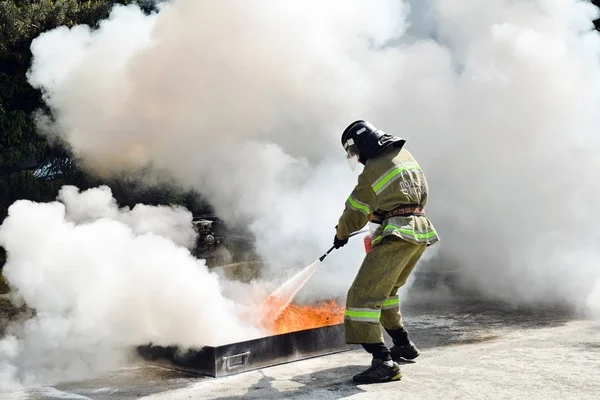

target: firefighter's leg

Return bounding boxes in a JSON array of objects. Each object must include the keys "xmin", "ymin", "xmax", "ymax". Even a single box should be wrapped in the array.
[
  {"xmin": 345, "ymin": 236, "xmax": 414, "ymax": 383},
  {"xmin": 344, "ymin": 236, "xmax": 416, "ymax": 344},
  {"xmin": 379, "ymin": 240, "xmax": 427, "ymax": 331},
  {"xmin": 378, "ymin": 239, "xmax": 427, "ymax": 361}
]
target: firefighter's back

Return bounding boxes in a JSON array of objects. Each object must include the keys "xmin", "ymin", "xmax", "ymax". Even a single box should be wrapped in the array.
[
  {"xmin": 366, "ymin": 147, "xmax": 429, "ymax": 213},
  {"xmin": 365, "ymin": 147, "xmax": 438, "ymax": 246}
]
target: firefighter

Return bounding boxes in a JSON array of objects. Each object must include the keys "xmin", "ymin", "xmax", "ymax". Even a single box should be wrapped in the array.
[{"xmin": 333, "ymin": 120, "xmax": 439, "ymax": 383}]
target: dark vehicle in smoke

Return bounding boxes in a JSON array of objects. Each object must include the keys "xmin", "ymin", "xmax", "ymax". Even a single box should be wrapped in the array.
[
  {"xmin": 190, "ymin": 214, "xmax": 258, "ymax": 269},
  {"xmin": 191, "ymin": 214, "xmax": 226, "ymax": 260}
]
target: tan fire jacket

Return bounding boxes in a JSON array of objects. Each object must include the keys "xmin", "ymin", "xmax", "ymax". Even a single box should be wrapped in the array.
[{"xmin": 336, "ymin": 146, "xmax": 439, "ymax": 247}]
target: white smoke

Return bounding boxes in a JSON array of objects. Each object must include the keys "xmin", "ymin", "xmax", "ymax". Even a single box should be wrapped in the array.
[
  {"xmin": 3, "ymin": 0, "xmax": 600, "ymax": 387},
  {"xmin": 56, "ymin": 185, "xmax": 197, "ymax": 248},
  {"xmin": 24, "ymin": 0, "xmax": 600, "ymax": 308},
  {"xmin": 26, "ymin": 0, "xmax": 407, "ymax": 298},
  {"xmin": 0, "ymin": 186, "xmax": 266, "ymax": 391}
]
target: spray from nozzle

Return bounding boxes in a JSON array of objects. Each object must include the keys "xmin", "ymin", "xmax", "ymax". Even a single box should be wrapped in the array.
[{"xmin": 264, "ymin": 229, "xmax": 370, "ymax": 322}]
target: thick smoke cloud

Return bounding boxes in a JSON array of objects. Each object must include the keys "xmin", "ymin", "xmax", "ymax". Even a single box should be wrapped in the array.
[
  {"xmin": 26, "ymin": 0, "xmax": 409, "ymax": 298},
  {"xmin": 24, "ymin": 0, "xmax": 600, "ymax": 308},
  {"xmin": 3, "ymin": 0, "xmax": 600, "ymax": 388},
  {"xmin": 0, "ymin": 186, "xmax": 266, "ymax": 391}
]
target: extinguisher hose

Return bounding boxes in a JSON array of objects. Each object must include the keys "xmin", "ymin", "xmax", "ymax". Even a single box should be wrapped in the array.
[{"xmin": 319, "ymin": 229, "xmax": 370, "ymax": 262}]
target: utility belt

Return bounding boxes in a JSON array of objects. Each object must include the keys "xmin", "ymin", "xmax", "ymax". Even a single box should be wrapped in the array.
[{"xmin": 369, "ymin": 204, "xmax": 425, "ymax": 224}]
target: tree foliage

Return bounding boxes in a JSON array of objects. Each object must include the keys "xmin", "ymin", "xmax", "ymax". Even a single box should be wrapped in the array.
[{"xmin": 1, "ymin": 1, "xmax": 129, "ymax": 215}]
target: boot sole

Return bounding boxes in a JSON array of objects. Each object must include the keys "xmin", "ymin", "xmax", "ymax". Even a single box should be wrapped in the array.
[
  {"xmin": 353, "ymin": 371, "xmax": 403, "ymax": 384},
  {"xmin": 389, "ymin": 372, "xmax": 403, "ymax": 381},
  {"xmin": 392, "ymin": 352, "xmax": 420, "ymax": 362}
]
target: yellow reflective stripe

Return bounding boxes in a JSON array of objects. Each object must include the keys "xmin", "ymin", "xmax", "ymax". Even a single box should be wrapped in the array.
[
  {"xmin": 344, "ymin": 308, "xmax": 381, "ymax": 320},
  {"xmin": 383, "ymin": 297, "xmax": 399, "ymax": 308},
  {"xmin": 347, "ymin": 195, "xmax": 371, "ymax": 215},
  {"xmin": 372, "ymin": 224, "xmax": 438, "ymax": 244},
  {"xmin": 372, "ymin": 163, "xmax": 421, "ymax": 194}
]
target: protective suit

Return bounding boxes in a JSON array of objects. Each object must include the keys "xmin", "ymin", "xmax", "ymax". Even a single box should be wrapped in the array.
[
  {"xmin": 336, "ymin": 145, "xmax": 439, "ymax": 344},
  {"xmin": 333, "ymin": 120, "xmax": 439, "ymax": 383}
]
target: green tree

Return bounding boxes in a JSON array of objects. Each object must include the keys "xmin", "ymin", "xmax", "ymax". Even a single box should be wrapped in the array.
[{"xmin": 0, "ymin": 0, "xmax": 143, "ymax": 217}]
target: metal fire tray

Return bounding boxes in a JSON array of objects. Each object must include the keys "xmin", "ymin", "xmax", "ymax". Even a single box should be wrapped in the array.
[{"xmin": 137, "ymin": 323, "xmax": 357, "ymax": 377}]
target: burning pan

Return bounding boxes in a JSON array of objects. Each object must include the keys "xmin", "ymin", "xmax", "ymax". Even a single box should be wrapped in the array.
[{"xmin": 137, "ymin": 323, "xmax": 358, "ymax": 377}]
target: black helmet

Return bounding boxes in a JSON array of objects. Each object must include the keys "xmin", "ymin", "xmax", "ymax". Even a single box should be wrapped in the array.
[{"xmin": 341, "ymin": 120, "xmax": 405, "ymax": 165}]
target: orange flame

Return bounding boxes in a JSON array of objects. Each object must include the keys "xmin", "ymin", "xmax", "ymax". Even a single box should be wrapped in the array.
[{"xmin": 261, "ymin": 296, "xmax": 345, "ymax": 335}]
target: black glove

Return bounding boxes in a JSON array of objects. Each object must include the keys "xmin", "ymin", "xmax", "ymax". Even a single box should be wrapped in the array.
[{"xmin": 333, "ymin": 234, "xmax": 349, "ymax": 249}]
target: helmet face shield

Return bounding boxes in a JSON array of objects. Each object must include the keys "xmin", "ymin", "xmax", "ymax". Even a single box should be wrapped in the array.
[
  {"xmin": 346, "ymin": 153, "xmax": 359, "ymax": 171},
  {"xmin": 343, "ymin": 137, "xmax": 360, "ymax": 171}
]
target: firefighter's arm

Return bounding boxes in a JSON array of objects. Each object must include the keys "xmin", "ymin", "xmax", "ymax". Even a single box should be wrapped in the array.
[{"xmin": 336, "ymin": 173, "xmax": 377, "ymax": 240}]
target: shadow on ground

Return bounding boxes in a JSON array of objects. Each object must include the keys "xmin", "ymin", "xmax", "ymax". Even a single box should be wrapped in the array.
[{"xmin": 202, "ymin": 366, "xmax": 377, "ymax": 400}]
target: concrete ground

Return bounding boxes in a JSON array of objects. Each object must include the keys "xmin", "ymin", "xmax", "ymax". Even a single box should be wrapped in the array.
[{"xmin": 4, "ymin": 294, "xmax": 600, "ymax": 400}]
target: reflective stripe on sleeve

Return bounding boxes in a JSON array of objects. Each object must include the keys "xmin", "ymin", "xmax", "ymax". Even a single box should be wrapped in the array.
[{"xmin": 346, "ymin": 195, "xmax": 371, "ymax": 215}]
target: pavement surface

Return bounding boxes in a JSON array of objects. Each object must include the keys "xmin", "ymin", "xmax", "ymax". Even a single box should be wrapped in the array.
[{"xmin": 2, "ymin": 293, "xmax": 599, "ymax": 400}]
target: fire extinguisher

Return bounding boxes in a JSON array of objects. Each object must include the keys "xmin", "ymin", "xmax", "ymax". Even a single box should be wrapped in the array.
[
  {"xmin": 364, "ymin": 234, "xmax": 373, "ymax": 254},
  {"xmin": 363, "ymin": 221, "xmax": 378, "ymax": 254}
]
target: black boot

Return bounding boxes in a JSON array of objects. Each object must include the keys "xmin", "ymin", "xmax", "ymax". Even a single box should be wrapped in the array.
[
  {"xmin": 386, "ymin": 328, "xmax": 420, "ymax": 361},
  {"xmin": 354, "ymin": 343, "xmax": 402, "ymax": 383},
  {"xmin": 390, "ymin": 341, "xmax": 420, "ymax": 361},
  {"xmin": 353, "ymin": 358, "xmax": 402, "ymax": 383}
]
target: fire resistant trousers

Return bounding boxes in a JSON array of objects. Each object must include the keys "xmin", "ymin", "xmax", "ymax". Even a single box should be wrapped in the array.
[{"xmin": 344, "ymin": 235, "xmax": 427, "ymax": 344}]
